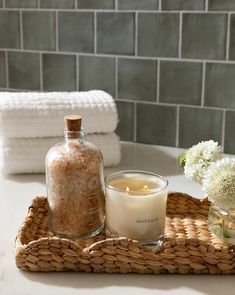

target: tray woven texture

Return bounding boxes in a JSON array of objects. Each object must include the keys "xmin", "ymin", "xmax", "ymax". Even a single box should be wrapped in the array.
[{"xmin": 15, "ymin": 192, "xmax": 235, "ymax": 274}]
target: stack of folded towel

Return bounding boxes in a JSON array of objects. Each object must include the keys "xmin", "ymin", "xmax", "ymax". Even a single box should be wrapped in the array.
[{"xmin": 0, "ymin": 90, "xmax": 121, "ymax": 174}]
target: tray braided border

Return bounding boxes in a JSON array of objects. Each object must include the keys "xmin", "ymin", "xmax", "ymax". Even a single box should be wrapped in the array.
[{"xmin": 15, "ymin": 192, "xmax": 235, "ymax": 274}]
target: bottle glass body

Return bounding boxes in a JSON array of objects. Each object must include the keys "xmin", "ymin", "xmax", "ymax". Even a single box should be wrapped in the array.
[
  {"xmin": 208, "ymin": 202, "xmax": 235, "ymax": 244},
  {"xmin": 46, "ymin": 131, "xmax": 105, "ymax": 239}
]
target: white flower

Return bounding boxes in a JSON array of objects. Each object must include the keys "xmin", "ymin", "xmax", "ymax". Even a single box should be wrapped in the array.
[
  {"xmin": 184, "ymin": 140, "xmax": 222, "ymax": 184},
  {"xmin": 202, "ymin": 158, "xmax": 235, "ymax": 209}
]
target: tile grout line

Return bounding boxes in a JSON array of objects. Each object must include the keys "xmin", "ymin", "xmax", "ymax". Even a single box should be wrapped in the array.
[
  {"xmin": 226, "ymin": 13, "xmax": 231, "ymax": 61},
  {"xmin": 114, "ymin": 98, "xmax": 228, "ymax": 111},
  {"xmin": 205, "ymin": 0, "xmax": 208, "ymax": 11},
  {"xmin": 133, "ymin": 102, "xmax": 137, "ymax": 142},
  {"xmin": 55, "ymin": 10, "xmax": 59, "ymax": 52},
  {"xmin": 74, "ymin": 0, "xmax": 77, "ymax": 9},
  {"xmin": 115, "ymin": 57, "xmax": 118, "ymax": 98},
  {"xmin": 2, "ymin": 0, "xmax": 5, "ymax": 8},
  {"xmin": 175, "ymin": 105, "xmax": 180, "ymax": 148},
  {"xmin": 94, "ymin": 11, "xmax": 97, "ymax": 54},
  {"xmin": 0, "ymin": 8, "xmax": 227, "ymax": 13},
  {"xmin": 39, "ymin": 52, "xmax": 43, "ymax": 91},
  {"xmin": 19, "ymin": 10, "xmax": 24, "ymax": 50},
  {"xmin": 156, "ymin": 59, "xmax": 160, "ymax": 102},
  {"xmin": 5, "ymin": 51, "xmax": 9, "ymax": 88},
  {"xmin": 37, "ymin": 0, "xmax": 40, "ymax": 8},
  {"xmin": 0, "ymin": 86, "xmax": 43, "ymax": 91},
  {"xmin": 201, "ymin": 62, "xmax": 206, "ymax": 106},
  {"xmin": 178, "ymin": 12, "xmax": 182, "ymax": 58},
  {"xmin": 76, "ymin": 55, "xmax": 79, "ymax": 91},
  {"xmin": 3, "ymin": 48, "xmax": 235, "ymax": 64},
  {"xmin": 115, "ymin": 0, "xmax": 118, "ymax": 10},
  {"xmin": 159, "ymin": 0, "xmax": 162, "ymax": 11},
  {"xmin": 135, "ymin": 12, "xmax": 138, "ymax": 56},
  {"xmin": 221, "ymin": 109, "xmax": 226, "ymax": 148}
]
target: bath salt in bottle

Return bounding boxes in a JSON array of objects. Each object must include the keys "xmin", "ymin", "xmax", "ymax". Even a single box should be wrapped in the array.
[{"xmin": 46, "ymin": 115, "xmax": 105, "ymax": 239}]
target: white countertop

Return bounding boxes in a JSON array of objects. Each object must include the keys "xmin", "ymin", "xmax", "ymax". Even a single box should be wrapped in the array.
[{"xmin": 0, "ymin": 142, "xmax": 234, "ymax": 295}]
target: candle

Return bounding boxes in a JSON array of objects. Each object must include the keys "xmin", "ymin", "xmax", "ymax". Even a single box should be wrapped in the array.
[{"xmin": 105, "ymin": 170, "xmax": 168, "ymax": 245}]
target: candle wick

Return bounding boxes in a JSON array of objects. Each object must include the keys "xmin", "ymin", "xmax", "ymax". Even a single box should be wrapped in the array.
[{"xmin": 143, "ymin": 185, "xmax": 149, "ymax": 194}]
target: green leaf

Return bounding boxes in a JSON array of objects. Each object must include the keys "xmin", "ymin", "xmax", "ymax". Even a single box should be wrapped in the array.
[{"xmin": 179, "ymin": 153, "xmax": 186, "ymax": 168}]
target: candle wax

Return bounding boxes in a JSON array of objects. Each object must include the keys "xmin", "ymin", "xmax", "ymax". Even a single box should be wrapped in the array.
[{"xmin": 109, "ymin": 177, "xmax": 162, "ymax": 193}]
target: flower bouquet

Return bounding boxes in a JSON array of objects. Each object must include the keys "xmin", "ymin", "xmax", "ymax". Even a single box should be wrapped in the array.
[{"xmin": 180, "ymin": 140, "xmax": 235, "ymax": 244}]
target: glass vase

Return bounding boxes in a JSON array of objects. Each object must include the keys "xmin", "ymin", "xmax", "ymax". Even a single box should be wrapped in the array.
[{"xmin": 208, "ymin": 202, "xmax": 235, "ymax": 244}]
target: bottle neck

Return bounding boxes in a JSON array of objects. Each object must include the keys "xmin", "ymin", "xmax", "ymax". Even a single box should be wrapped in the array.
[{"xmin": 64, "ymin": 129, "xmax": 85, "ymax": 143}]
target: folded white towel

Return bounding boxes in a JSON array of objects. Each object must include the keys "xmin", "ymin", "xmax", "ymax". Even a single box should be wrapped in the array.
[
  {"xmin": 0, "ymin": 133, "xmax": 121, "ymax": 174},
  {"xmin": 0, "ymin": 90, "xmax": 118, "ymax": 138}
]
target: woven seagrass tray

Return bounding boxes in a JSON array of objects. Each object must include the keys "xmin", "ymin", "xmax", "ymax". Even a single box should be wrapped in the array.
[{"xmin": 15, "ymin": 192, "xmax": 235, "ymax": 274}]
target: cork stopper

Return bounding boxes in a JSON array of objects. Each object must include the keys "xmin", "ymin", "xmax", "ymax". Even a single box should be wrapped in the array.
[{"xmin": 64, "ymin": 115, "xmax": 82, "ymax": 132}]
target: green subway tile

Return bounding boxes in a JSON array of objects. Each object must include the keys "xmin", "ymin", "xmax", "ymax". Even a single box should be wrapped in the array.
[
  {"xmin": 182, "ymin": 13, "xmax": 227, "ymax": 60},
  {"xmin": 118, "ymin": 58, "xmax": 157, "ymax": 101},
  {"xmin": 136, "ymin": 103, "xmax": 177, "ymax": 146},
  {"xmin": 162, "ymin": 0, "xmax": 205, "ymax": 10},
  {"xmin": 0, "ymin": 11, "xmax": 20, "ymax": 49},
  {"xmin": 5, "ymin": 0, "xmax": 37, "ymax": 7},
  {"xmin": 116, "ymin": 101, "xmax": 134, "ymax": 141},
  {"xmin": 42, "ymin": 54, "xmax": 76, "ymax": 91},
  {"xmin": 118, "ymin": 0, "xmax": 158, "ymax": 10},
  {"xmin": 8, "ymin": 52, "xmax": 40, "ymax": 90},
  {"xmin": 77, "ymin": 0, "xmax": 114, "ymax": 9},
  {"xmin": 209, "ymin": 0, "xmax": 235, "ymax": 10},
  {"xmin": 97, "ymin": 12, "xmax": 135, "ymax": 55},
  {"xmin": 205, "ymin": 63, "xmax": 235, "ymax": 108},
  {"xmin": 23, "ymin": 11, "xmax": 56, "ymax": 51},
  {"xmin": 40, "ymin": 0, "xmax": 75, "ymax": 8},
  {"xmin": 79, "ymin": 55, "xmax": 115, "ymax": 96},
  {"xmin": 224, "ymin": 111, "xmax": 235, "ymax": 154},
  {"xmin": 0, "ymin": 52, "xmax": 6, "ymax": 87},
  {"xmin": 138, "ymin": 13, "xmax": 179, "ymax": 57},
  {"xmin": 160, "ymin": 61, "xmax": 202, "ymax": 105},
  {"xmin": 179, "ymin": 107, "xmax": 223, "ymax": 148},
  {"xmin": 229, "ymin": 14, "xmax": 235, "ymax": 60},
  {"xmin": 59, "ymin": 12, "xmax": 94, "ymax": 53}
]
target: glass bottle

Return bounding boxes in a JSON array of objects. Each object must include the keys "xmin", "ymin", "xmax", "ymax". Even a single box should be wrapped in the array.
[
  {"xmin": 46, "ymin": 115, "xmax": 105, "ymax": 239},
  {"xmin": 208, "ymin": 202, "xmax": 235, "ymax": 244}
]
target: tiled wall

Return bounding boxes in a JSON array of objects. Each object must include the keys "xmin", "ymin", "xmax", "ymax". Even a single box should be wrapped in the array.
[{"xmin": 0, "ymin": 0, "xmax": 235, "ymax": 153}]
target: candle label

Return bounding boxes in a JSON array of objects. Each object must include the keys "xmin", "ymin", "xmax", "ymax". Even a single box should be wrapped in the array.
[{"xmin": 136, "ymin": 217, "xmax": 159, "ymax": 224}]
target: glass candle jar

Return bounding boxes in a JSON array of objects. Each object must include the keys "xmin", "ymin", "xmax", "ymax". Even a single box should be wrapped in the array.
[
  {"xmin": 46, "ymin": 115, "xmax": 105, "ymax": 239},
  {"xmin": 105, "ymin": 170, "xmax": 168, "ymax": 246}
]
